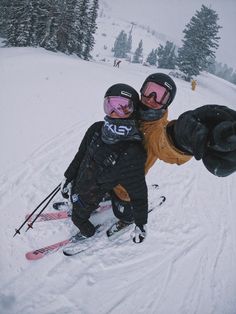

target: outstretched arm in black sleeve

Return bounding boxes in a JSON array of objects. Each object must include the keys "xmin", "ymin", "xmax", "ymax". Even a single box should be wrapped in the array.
[{"xmin": 167, "ymin": 105, "xmax": 236, "ymax": 177}]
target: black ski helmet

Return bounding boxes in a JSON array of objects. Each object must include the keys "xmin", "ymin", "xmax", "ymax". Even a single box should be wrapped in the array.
[
  {"xmin": 104, "ymin": 83, "xmax": 140, "ymax": 112},
  {"xmin": 140, "ymin": 73, "xmax": 177, "ymax": 108}
]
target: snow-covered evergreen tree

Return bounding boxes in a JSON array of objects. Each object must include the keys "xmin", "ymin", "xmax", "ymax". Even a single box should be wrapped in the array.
[
  {"xmin": 6, "ymin": 0, "xmax": 48, "ymax": 47},
  {"xmin": 27, "ymin": 1, "xmax": 43, "ymax": 46},
  {"xmin": 5, "ymin": 0, "xmax": 59, "ymax": 50},
  {"xmin": 113, "ymin": 30, "xmax": 128, "ymax": 58},
  {"xmin": 38, "ymin": 0, "xmax": 61, "ymax": 52},
  {"xmin": 75, "ymin": 0, "xmax": 90, "ymax": 57},
  {"xmin": 0, "ymin": 0, "xmax": 10, "ymax": 38},
  {"xmin": 126, "ymin": 32, "xmax": 132, "ymax": 53},
  {"xmin": 2, "ymin": 0, "xmax": 98, "ymax": 57},
  {"xmin": 157, "ymin": 41, "xmax": 176, "ymax": 69},
  {"xmin": 146, "ymin": 49, "xmax": 158, "ymax": 66},
  {"xmin": 6, "ymin": 0, "xmax": 29, "ymax": 47},
  {"xmin": 208, "ymin": 60, "xmax": 236, "ymax": 84},
  {"xmin": 177, "ymin": 5, "xmax": 221, "ymax": 81},
  {"xmin": 56, "ymin": 0, "xmax": 77, "ymax": 54},
  {"xmin": 132, "ymin": 40, "xmax": 143, "ymax": 63},
  {"xmin": 82, "ymin": 0, "xmax": 99, "ymax": 60}
]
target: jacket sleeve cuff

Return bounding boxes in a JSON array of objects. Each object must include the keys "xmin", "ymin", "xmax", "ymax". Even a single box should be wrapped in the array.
[{"xmin": 166, "ymin": 121, "xmax": 193, "ymax": 155}]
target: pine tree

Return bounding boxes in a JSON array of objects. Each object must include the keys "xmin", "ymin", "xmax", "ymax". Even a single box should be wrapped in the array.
[
  {"xmin": 0, "ymin": 0, "xmax": 10, "ymax": 38},
  {"xmin": 177, "ymin": 5, "xmax": 221, "ymax": 81},
  {"xmin": 132, "ymin": 40, "xmax": 143, "ymax": 63},
  {"xmin": 6, "ymin": 0, "xmax": 44, "ymax": 47},
  {"xmin": 6, "ymin": 0, "xmax": 28, "ymax": 47},
  {"xmin": 82, "ymin": 0, "xmax": 99, "ymax": 60},
  {"xmin": 56, "ymin": 0, "xmax": 78, "ymax": 54},
  {"xmin": 157, "ymin": 41, "xmax": 176, "ymax": 69},
  {"xmin": 146, "ymin": 49, "xmax": 158, "ymax": 66},
  {"xmin": 74, "ymin": 0, "xmax": 90, "ymax": 57},
  {"xmin": 5, "ymin": 0, "xmax": 59, "ymax": 50},
  {"xmin": 126, "ymin": 32, "xmax": 132, "ymax": 53},
  {"xmin": 1, "ymin": 0, "xmax": 97, "ymax": 57},
  {"xmin": 38, "ymin": 0, "xmax": 61, "ymax": 52},
  {"xmin": 28, "ymin": 0, "xmax": 42, "ymax": 46},
  {"xmin": 113, "ymin": 30, "xmax": 128, "ymax": 58}
]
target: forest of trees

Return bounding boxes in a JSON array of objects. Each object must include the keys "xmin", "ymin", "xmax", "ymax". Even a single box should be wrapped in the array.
[
  {"xmin": 157, "ymin": 41, "xmax": 176, "ymax": 69},
  {"xmin": 0, "ymin": 0, "xmax": 99, "ymax": 59},
  {"xmin": 111, "ymin": 5, "xmax": 235, "ymax": 84},
  {"xmin": 0, "ymin": 2, "xmax": 235, "ymax": 84},
  {"xmin": 207, "ymin": 60, "xmax": 236, "ymax": 85}
]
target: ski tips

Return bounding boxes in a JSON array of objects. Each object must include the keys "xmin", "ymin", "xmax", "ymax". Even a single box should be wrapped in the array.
[
  {"xmin": 63, "ymin": 251, "xmax": 74, "ymax": 257},
  {"xmin": 25, "ymin": 251, "xmax": 44, "ymax": 261}
]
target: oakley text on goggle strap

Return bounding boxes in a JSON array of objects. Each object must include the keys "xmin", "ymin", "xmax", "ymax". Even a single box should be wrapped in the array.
[
  {"xmin": 104, "ymin": 96, "xmax": 134, "ymax": 117},
  {"xmin": 142, "ymin": 81, "xmax": 170, "ymax": 105}
]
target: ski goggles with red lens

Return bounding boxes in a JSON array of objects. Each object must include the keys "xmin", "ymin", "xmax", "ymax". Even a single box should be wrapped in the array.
[
  {"xmin": 141, "ymin": 81, "xmax": 170, "ymax": 106},
  {"xmin": 104, "ymin": 96, "xmax": 134, "ymax": 117}
]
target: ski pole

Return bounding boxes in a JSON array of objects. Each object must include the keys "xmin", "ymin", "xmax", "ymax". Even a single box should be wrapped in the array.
[
  {"xmin": 26, "ymin": 185, "xmax": 61, "ymax": 232},
  {"xmin": 13, "ymin": 183, "xmax": 61, "ymax": 237}
]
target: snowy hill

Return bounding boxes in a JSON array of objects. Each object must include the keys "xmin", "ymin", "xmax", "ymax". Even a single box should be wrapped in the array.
[
  {"xmin": 92, "ymin": 1, "xmax": 172, "ymax": 65},
  {"xmin": 1, "ymin": 11, "xmax": 236, "ymax": 314},
  {"xmin": 1, "ymin": 45, "xmax": 236, "ymax": 314}
]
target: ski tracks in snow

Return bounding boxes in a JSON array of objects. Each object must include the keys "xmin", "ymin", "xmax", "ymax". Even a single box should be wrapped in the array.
[
  {"xmin": 1, "ymin": 120, "xmax": 236, "ymax": 313},
  {"xmin": 150, "ymin": 162, "xmax": 236, "ymax": 314}
]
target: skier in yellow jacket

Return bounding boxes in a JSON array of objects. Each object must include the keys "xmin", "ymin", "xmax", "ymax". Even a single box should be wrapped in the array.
[
  {"xmin": 112, "ymin": 73, "xmax": 236, "ymax": 231},
  {"xmin": 61, "ymin": 73, "xmax": 236, "ymax": 241},
  {"xmin": 113, "ymin": 73, "xmax": 190, "ymax": 203},
  {"xmin": 191, "ymin": 79, "xmax": 197, "ymax": 91}
]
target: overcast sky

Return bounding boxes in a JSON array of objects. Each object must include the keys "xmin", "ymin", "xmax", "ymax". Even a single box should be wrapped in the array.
[{"xmin": 104, "ymin": 0, "xmax": 236, "ymax": 69}]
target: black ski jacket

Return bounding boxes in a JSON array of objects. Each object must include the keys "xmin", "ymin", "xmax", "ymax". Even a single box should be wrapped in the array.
[{"xmin": 64, "ymin": 121, "xmax": 148, "ymax": 226}]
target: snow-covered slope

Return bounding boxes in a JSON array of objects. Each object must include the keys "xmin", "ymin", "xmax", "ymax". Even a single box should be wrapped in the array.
[
  {"xmin": 92, "ymin": 1, "xmax": 171, "ymax": 65},
  {"xmin": 0, "ymin": 42, "xmax": 236, "ymax": 314}
]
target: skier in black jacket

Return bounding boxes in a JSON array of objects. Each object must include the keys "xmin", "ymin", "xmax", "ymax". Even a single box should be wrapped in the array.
[{"xmin": 61, "ymin": 84, "xmax": 148, "ymax": 243}]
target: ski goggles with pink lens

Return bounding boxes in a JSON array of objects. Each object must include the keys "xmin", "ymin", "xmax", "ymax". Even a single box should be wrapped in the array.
[
  {"xmin": 104, "ymin": 96, "xmax": 134, "ymax": 117},
  {"xmin": 141, "ymin": 81, "xmax": 170, "ymax": 106}
]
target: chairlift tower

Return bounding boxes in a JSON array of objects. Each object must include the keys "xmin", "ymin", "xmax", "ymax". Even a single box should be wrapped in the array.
[{"xmin": 129, "ymin": 22, "xmax": 136, "ymax": 35}]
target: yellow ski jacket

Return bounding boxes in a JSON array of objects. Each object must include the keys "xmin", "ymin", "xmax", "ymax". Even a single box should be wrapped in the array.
[{"xmin": 113, "ymin": 111, "xmax": 192, "ymax": 201}]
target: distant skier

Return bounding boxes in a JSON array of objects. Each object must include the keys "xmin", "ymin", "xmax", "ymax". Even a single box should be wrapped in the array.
[
  {"xmin": 116, "ymin": 60, "xmax": 121, "ymax": 68},
  {"xmin": 111, "ymin": 73, "xmax": 236, "ymax": 217},
  {"xmin": 61, "ymin": 84, "xmax": 148, "ymax": 243},
  {"xmin": 191, "ymin": 79, "xmax": 197, "ymax": 91}
]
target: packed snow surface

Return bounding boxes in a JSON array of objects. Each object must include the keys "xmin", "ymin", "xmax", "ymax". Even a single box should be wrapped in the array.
[{"xmin": 0, "ymin": 46, "xmax": 236, "ymax": 314}]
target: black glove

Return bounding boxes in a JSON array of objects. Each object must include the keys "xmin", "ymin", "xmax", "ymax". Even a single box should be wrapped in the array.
[
  {"xmin": 131, "ymin": 225, "xmax": 147, "ymax": 243},
  {"xmin": 203, "ymin": 120, "xmax": 236, "ymax": 176},
  {"xmin": 209, "ymin": 121, "xmax": 236, "ymax": 152},
  {"xmin": 172, "ymin": 109, "xmax": 209, "ymax": 160},
  {"xmin": 60, "ymin": 177, "xmax": 72, "ymax": 199},
  {"xmin": 172, "ymin": 105, "xmax": 236, "ymax": 176}
]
